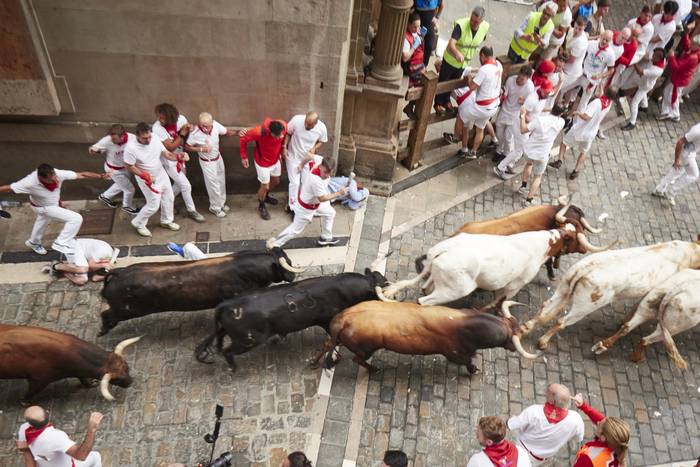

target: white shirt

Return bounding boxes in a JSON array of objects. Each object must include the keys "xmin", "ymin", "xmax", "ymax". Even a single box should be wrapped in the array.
[
  {"xmin": 186, "ymin": 121, "xmax": 228, "ymax": 160},
  {"xmin": 18, "ymin": 422, "xmax": 77, "ymax": 467},
  {"xmin": 466, "ymin": 445, "xmax": 531, "ymax": 467},
  {"xmin": 542, "ymin": 4, "xmax": 572, "ymax": 47},
  {"xmin": 11, "ymin": 169, "xmax": 77, "ymax": 207},
  {"xmin": 524, "ymin": 114, "xmax": 565, "ymax": 160},
  {"xmin": 90, "ymin": 133, "xmax": 135, "ymax": 168},
  {"xmin": 611, "ymin": 41, "xmax": 625, "ymax": 61},
  {"xmin": 627, "ymin": 18, "xmax": 654, "ymax": 53},
  {"xmin": 298, "ymin": 155, "xmax": 330, "ymax": 206},
  {"xmin": 544, "ymin": 72, "xmax": 561, "ymax": 109},
  {"xmin": 70, "ymin": 238, "xmax": 114, "ymax": 267},
  {"xmin": 402, "ymin": 31, "xmax": 421, "ymax": 54},
  {"xmin": 508, "ymin": 404, "xmax": 585, "ymax": 459},
  {"xmin": 523, "ymin": 92, "xmax": 546, "ymax": 117},
  {"xmin": 582, "ymin": 40, "xmax": 616, "ymax": 83},
  {"xmin": 650, "ymin": 14, "xmax": 677, "ymax": 52},
  {"xmin": 674, "ymin": 0, "xmax": 693, "ymax": 26},
  {"xmin": 286, "ymin": 115, "xmax": 329, "ymax": 161},
  {"xmin": 123, "ymin": 137, "xmax": 168, "ymax": 175},
  {"xmin": 632, "ymin": 60, "xmax": 665, "ymax": 92},
  {"xmin": 570, "ymin": 98, "xmax": 612, "ymax": 142},
  {"xmin": 682, "ymin": 123, "xmax": 700, "ymax": 159},
  {"xmin": 501, "ymin": 76, "xmax": 535, "ymax": 120},
  {"xmin": 563, "ymin": 30, "xmax": 588, "ymax": 76},
  {"xmin": 153, "ymin": 114, "xmax": 188, "ymax": 170},
  {"xmin": 473, "ymin": 60, "xmax": 503, "ymax": 103}
]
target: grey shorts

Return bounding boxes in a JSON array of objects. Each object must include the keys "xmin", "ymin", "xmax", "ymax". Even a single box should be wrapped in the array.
[{"xmin": 527, "ymin": 157, "xmax": 547, "ymax": 175}]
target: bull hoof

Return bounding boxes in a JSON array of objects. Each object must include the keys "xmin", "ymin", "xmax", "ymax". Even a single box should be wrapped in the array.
[
  {"xmin": 536, "ymin": 338, "xmax": 550, "ymax": 350},
  {"xmin": 467, "ymin": 366, "xmax": 481, "ymax": 375},
  {"xmin": 308, "ymin": 360, "xmax": 321, "ymax": 370},
  {"xmin": 591, "ymin": 342, "xmax": 608, "ymax": 355},
  {"xmin": 629, "ymin": 351, "xmax": 645, "ymax": 363},
  {"xmin": 547, "ymin": 272, "xmax": 556, "ymax": 281},
  {"xmin": 195, "ymin": 351, "xmax": 216, "ymax": 364}
]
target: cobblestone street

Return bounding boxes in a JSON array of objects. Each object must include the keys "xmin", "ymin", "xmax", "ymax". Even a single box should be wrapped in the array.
[
  {"xmin": 353, "ymin": 97, "xmax": 700, "ymax": 466},
  {"xmin": 0, "ymin": 265, "xmax": 343, "ymax": 467}
]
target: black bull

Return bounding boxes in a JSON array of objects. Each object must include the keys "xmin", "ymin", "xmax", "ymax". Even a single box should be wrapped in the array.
[
  {"xmin": 99, "ymin": 248, "xmax": 300, "ymax": 335},
  {"xmin": 194, "ymin": 269, "xmax": 390, "ymax": 369}
]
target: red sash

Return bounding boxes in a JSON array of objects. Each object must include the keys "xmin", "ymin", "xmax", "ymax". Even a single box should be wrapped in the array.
[
  {"xmin": 117, "ymin": 132, "xmax": 128, "ymax": 145},
  {"xmin": 297, "ymin": 163, "xmax": 322, "ymax": 210},
  {"xmin": 106, "ymin": 162, "xmax": 125, "ymax": 170},
  {"xmin": 484, "ymin": 440, "xmax": 519, "ymax": 467},
  {"xmin": 138, "ymin": 173, "xmax": 160, "ymax": 194}
]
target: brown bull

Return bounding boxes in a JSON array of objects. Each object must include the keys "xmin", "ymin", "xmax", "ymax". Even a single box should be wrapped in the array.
[
  {"xmin": 444, "ymin": 197, "xmax": 601, "ymax": 280},
  {"xmin": 316, "ymin": 300, "xmax": 538, "ymax": 374},
  {"xmin": 0, "ymin": 324, "xmax": 140, "ymax": 403}
]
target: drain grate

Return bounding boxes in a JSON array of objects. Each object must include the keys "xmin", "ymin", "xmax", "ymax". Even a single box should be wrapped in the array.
[{"xmin": 78, "ymin": 208, "xmax": 115, "ymax": 235}]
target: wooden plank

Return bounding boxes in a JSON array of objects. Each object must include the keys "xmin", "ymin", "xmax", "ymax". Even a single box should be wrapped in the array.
[
  {"xmin": 403, "ymin": 70, "xmax": 438, "ymax": 170},
  {"xmin": 397, "ymin": 137, "xmax": 452, "ymax": 162},
  {"xmin": 405, "ymin": 76, "xmax": 469, "ymax": 102}
]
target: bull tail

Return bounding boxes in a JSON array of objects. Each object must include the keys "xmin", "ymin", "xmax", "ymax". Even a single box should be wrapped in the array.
[
  {"xmin": 214, "ymin": 311, "xmax": 226, "ymax": 352},
  {"xmin": 660, "ymin": 324, "xmax": 687, "ymax": 370},
  {"xmin": 380, "ymin": 257, "xmax": 433, "ymax": 301},
  {"xmin": 322, "ymin": 322, "xmax": 345, "ymax": 370},
  {"xmin": 414, "ymin": 254, "xmax": 427, "ymax": 274}
]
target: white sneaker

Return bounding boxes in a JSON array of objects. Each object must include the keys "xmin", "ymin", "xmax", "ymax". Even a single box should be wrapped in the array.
[
  {"xmin": 666, "ymin": 195, "xmax": 676, "ymax": 206},
  {"xmin": 222, "ymin": 205, "xmax": 231, "ymax": 212},
  {"xmin": 133, "ymin": 225, "xmax": 152, "ymax": 237},
  {"xmin": 51, "ymin": 241, "xmax": 73, "ymax": 254},
  {"xmin": 188, "ymin": 210, "xmax": 206, "ymax": 223},
  {"xmin": 209, "ymin": 207, "xmax": 226, "ymax": 218},
  {"xmin": 159, "ymin": 222, "xmax": 181, "ymax": 231},
  {"xmin": 25, "ymin": 240, "xmax": 47, "ymax": 255},
  {"xmin": 518, "ymin": 185, "xmax": 529, "ymax": 195}
]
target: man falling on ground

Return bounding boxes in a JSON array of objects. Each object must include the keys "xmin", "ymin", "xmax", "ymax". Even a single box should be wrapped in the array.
[
  {"xmin": 123, "ymin": 122, "xmax": 184, "ymax": 237},
  {"xmin": 444, "ymin": 46, "xmax": 502, "ymax": 159},
  {"xmin": 239, "ymin": 118, "xmax": 287, "ymax": 220},
  {"xmin": 0, "ymin": 164, "xmax": 107, "ymax": 255},
  {"xmin": 152, "ymin": 103, "xmax": 205, "ymax": 222},
  {"xmin": 268, "ymin": 155, "xmax": 348, "ymax": 248},
  {"xmin": 283, "ymin": 111, "xmax": 328, "ymax": 215},
  {"xmin": 89, "ymin": 124, "xmax": 139, "ymax": 215},
  {"xmin": 186, "ymin": 112, "xmax": 235, "ymax": 217},
  {"xmin": 44, "ymin": 238, "xmax": 119, "ymax": 286}
]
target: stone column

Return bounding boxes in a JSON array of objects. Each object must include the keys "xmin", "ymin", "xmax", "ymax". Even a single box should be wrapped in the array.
[{"xmin": 370, "ymin": 0, "xmax": 412, "ymax": 83}]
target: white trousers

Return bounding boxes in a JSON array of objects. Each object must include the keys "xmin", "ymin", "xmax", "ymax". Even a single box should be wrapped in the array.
[
  {"xmin": 497, "ymin": 129, "xmax": 529, "ymax": 171},
  {"xmin": 198, "ymin": 157, "xmax": 227, "ymax": 211},
  {"xmin": 495, "ymin": 114, "xmax": 517, "ymax": 156},
  {"xmin": 74, "ymin": 451, "xmax": 102, "ymax": 467},
  {"xmin": 609, "ymin": 64, "xmax": 628, "ymax": 90},
  {"xmin": 183, "ymin": 242, "xmax": 207, "ymax": 260},
  {"xmin": 286, "ymin": 157, "xmax": 303, "ymax": 206},
  {"xmin": 131, "ymin": 171, "xmax": 174, "ymax": 228},
  {"xmin": 164, "ymin": 164, "xmax": 196, "ymax": 212},
  {"xmin": 627, "ymin": 88, "xmax": 648, "ymax": 125},
  {"xmin": 101, "ymin": 166, "xmax": 136, "ymax": 208},
  {"xmin": 655, "ymin": 156, "xmax": 700, "ymax": 196},
  {"xmin": 272, "ymin": 202, "xmax": 335, "ymax": 247},
  {"xmin": 29, "ymin": 205, "xmax": 83, "ymax": 246},
  {"xmin": 558, "ymin": 71, "xmax": 583, "ymax": 104},
  {"xmin": 661, "ymin": 81, "xmax": 683, "ymax": 118},
  {"xmin": 559, "ymin": 74, "xmax": 595, "ymax": 112}
]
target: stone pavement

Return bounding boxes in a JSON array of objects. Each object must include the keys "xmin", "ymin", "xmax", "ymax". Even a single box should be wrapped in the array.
[{"xmin": 351, "ymin": 98, "xmax": 700, "ymax": 466}]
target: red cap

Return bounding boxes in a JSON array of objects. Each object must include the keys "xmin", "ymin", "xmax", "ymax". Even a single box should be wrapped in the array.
[
  {"xmin": 537, "ymin": 59, "xmax": 556, "ymax": 75},
  {"xmin": 536, "ymin": 78, "xmax": 554, "ymax": 98}
]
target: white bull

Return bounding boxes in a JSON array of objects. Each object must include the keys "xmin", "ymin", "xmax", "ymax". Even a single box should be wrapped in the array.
[
  {"xmin": 591, "ymin": 269, "xmax": 700, "ymax": 370},
  {"xmin": 379, "ymin": 224, "xmax": 606, "ymax": 306},
  {"xmin": 521, "ymin": 240, "xmax": 700, "ymax": 350}
]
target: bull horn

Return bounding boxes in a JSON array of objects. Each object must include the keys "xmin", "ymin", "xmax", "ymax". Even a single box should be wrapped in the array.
[
  {"xmin": 369, "ymin": 250, "xmax": 394, "ymax": 272},
  {"xmin": 501, "ymin": 300, "xmax": 526, "ymax": 318},
  {"xmin": 375, "ymin": 286, "xmax": 397, "ymax": 302},
  {"xmin": 278, "ymin": 257, "xmax": 305, "ymax": 273},
  {"xmin": 556, "ymin": 194, "xmax": 570, "ymax": 206},
  {"xmin": 577, "ymin": 233, "xmax": 616, "ymax": 253},
  {"xmin": 100, "ymin": 373, "xmax": 115, "ymax": 401},
  {"xmin": 114, "ymin": 336, "xmax": 142, "ymax": 357},
  {"xmin": 580, "ymin": 217, "xmax": 602, "ymax": 234},
  {"xmin": 512, "ymin": 335, "xmax": 540, "ymax": 359},
  {"xmin": 555, "ymin": 202, "xmax": 572, "ymax": 224}
]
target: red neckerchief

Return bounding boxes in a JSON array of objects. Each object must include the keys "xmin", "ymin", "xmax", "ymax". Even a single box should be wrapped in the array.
[
  {"xmin": 482, "ymin": 58, "xmax": 497, "ymax": 66},
  {"xmin": 24, "ymin": 423, "xmax": 52, "ymax": 445},
  {"xmin": 653, "ymin": 59, "xmax": 665, "ymax": 69},
  {"xmin": 164, "ymin": 123, "xmax": 178, "ymax": 139},
  {"xmin": 544, "ymin": 402, "xmax": 569, "ymax": 423},
  {"xmin": 600, "ymin": 95, "xmax": 612, "ymax": 110},
  {"xmin": 661, "ymin": 14, "xmax": 674, "ymax": 24},
  {"xmin": 636, "ymin": 16, "xmax": 650, "ymax": 26},
  {"xmin": 117, "ymin": 132, "xmax": 128, "ymax": 145},
  {"xmin": 484, "ymin": 440, "xmax": 519, "ymax": 467},
  {"xmin": 138, "ymin": 173, "xmax": 160, "ymax": 193},
  {"xmin": 595, "ymin": 43, "xmax": 609, "ymax": 57},
  {"xmin": 198, "ymin": 125, "xmax": 212, "ymax": 135},
  {"xmin": 310, "ymin": 162, "xmax": 322, "ymax": 177},
  {"xmin": 38, "ymin": 176, "xmax": 58, "ymax": 191}
]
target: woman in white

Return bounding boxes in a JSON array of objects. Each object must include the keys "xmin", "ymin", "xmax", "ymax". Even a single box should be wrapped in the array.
[
  {"xmin": 89, "ymin": 124, "xmax": 138, "ymax": 214},
  {"xmin": 152, "ymin": 103, "xmax": 204, "ymax": 222},
  {"xmin": 653, "ymin": 122, "xmax": 700, "ymax": 206},
  {"xmin": 186, "ymin": 112, "xmax": 234, "ymax": 217}
]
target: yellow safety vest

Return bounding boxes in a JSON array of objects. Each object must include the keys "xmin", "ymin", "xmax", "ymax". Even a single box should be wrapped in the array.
[
  {"xmin": 509, "ymin": 12, "xmax": 554, "ymax": 60},
  {"xmin": 443, "ymin": 18, "xmax": 490, "ymax": 69}
]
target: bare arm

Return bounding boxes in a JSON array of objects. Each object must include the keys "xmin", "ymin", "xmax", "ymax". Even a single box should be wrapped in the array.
[
  {"xmin": 310, "ymin": 140, "xmax": 323, "ymax": 154},
  {"xmin": 318, "ymin": 187, "xmax": 348, "ymax": 202},
  {"xmin": 161, "ymin": 149, "xmax": 188, "ymax": 163},
  {"xmin": 520, "ymin": 109, "xmax": 530, "ymax": 134},
  {"xmin": 0, "ymin": 185, "xmax": 13, "ymax": 193},
  {"xmin": 282, "ymin": 134, "xmax": 291, "ymax": 158},
  {"xmin": 574, "ymin": 111, "xmax": 593, "ymax": 121},
  {"xmin": 65, "ymin": 413, "xmax": 103, "ymax": 462},
  {"xmin": 16, "ymin": 441, "xmax": 36, "ymax": 467},
  {"xmin": 76, "ymin": 171, "xmax": 109, "ymax": 180},
  {"xmin": 674, "ymin": 136, "xmax": 687, "ymax": 168}
]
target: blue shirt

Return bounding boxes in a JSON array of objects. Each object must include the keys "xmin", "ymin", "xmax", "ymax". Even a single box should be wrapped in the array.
[
  {"xmin": 414, "ymin": 0, "xmax": 441, "ymax": 11},
  {"xmin": 327, "ymin": 177, "xmax": 369, "ymax": 210}
]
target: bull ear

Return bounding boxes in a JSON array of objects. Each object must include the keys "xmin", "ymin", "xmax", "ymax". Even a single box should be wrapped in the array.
[{"xmin": 364, "ymin": 267, "xmax": 371, "ymax": 275}]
